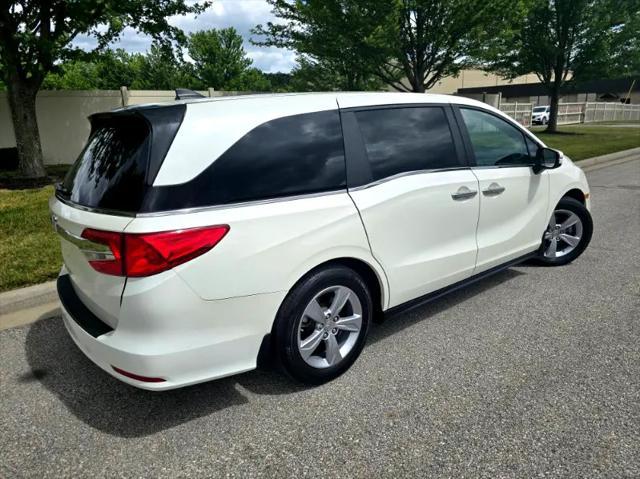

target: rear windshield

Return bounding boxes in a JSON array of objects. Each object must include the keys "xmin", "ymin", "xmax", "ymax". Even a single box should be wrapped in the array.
[{"xmin": 60, "ymin": 116, "xmax": 150, "ymax": 212}]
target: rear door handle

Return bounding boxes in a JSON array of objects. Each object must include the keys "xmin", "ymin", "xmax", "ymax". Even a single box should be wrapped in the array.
[
  {"xmin": 451, "ymin": 186, "xmax": 478, "ymax": 201},
  {"xmin": 482, "ymin": 183, "xmax": 506, "ymax": 196}
]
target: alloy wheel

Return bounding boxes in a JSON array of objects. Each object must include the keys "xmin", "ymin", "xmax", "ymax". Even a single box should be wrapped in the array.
[
  {"xmin": 543, "ymin": 208, "xmax": 584, "ymax": 259},
  {"xmin": 297, "ymin": 285, "xmax": 363, "ymax": 369}
]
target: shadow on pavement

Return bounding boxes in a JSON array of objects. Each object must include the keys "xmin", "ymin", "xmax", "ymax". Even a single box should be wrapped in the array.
[
  {"xmin": 24, "ymin": 317, "xmax": 250, "ymax": 438},
  {"xmin": 23, "ymin": 267, "xmax": 525, "ymax": 437},
  {"xmin": 368, "ymin": 268, "xmax": 525, "ymax": 345}
]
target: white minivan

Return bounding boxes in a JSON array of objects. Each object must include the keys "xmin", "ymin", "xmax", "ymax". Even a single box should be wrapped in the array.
[{"xmin": 51, "ymin": 92, "xmax": 593, "ymax": 390}]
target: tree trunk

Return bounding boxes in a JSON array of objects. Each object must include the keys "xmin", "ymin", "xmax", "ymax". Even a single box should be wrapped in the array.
[
  {"xmin": 6, "ymin": 79, "xmax": 47, "ymax": 178},
  {"xmin": 546, "ymin": 85, "xmax": 561, "ymax": 133}
]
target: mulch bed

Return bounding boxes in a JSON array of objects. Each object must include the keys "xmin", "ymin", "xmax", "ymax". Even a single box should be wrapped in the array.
[{"xmin": 0, "ymin": 176, "xmax": 58, "ymax": 190}]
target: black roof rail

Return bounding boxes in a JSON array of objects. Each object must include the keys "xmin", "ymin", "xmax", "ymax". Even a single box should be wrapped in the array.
[{"xmin": 175, "ymin": 88, "xmax": 205, "ymax": 100}]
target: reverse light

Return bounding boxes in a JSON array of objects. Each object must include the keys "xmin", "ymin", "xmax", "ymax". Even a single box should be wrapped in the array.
[
  {"xmin": 81, "ymin": 228, "xmax": 124, "ymax": 275},
  {"xmin": 81, "ymin": 225, "xmax": 229, "ymax": 277}
]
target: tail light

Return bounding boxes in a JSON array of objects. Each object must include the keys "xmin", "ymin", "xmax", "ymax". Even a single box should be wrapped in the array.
[
  {"xmin": 81, "ymin": 228, "xmax": 125, "ymax": 275},
  {"xmin": 80, "ymin": 225, "xmax": 229, "ymax": 277}
]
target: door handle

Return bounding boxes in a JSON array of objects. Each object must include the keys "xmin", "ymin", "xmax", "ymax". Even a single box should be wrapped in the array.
[
  {"xmin": 482, "ymin": 183, "xmax": 506, "ymax": 196},
  {"xmin": 451, "ymin": 186, "xmax": 478, "ymax": 201}
]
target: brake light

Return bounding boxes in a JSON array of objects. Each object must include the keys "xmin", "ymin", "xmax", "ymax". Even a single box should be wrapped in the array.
[
  {"xmin": 80, "ymin": 225, "xmax": 229, "ymax": 277},
  {"xmin": 126, "ymin": 226, "xmax": 229, "ymax": 277}
]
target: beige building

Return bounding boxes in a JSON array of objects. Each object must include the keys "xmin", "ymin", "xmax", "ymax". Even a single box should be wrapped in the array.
[{"xmin": 426, "ymin": 69, "xmax": 540, "ymax": 94}]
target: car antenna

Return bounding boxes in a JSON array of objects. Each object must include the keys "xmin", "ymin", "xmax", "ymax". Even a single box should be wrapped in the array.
[{"xmin": 175, "ymin": 88, "xmax": 205, "ymax": 100}]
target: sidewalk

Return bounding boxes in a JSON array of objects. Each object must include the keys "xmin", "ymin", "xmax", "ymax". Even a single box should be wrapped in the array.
[{"xmin": 1, "ymin": 146, "xmax": 639, "ymax": 331}]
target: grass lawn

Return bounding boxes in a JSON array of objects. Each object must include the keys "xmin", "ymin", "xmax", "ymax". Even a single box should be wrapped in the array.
[
  {"xmin": 531, "ymin": 125, "xmax": 640, "ymax": 161},
  {"xmin": 0, "ymin": 185, "xmax": 61, "ymax": 292}
]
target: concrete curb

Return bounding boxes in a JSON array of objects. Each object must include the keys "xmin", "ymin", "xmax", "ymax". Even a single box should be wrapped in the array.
[
  {"xmin": 0, "ymin": 280, "xmax": 57, "ymax": 316},
  {"xmin": 577, "ymin": 147, "xmax": 640, "ymax": 171},
  {"xmin": 0, "ymin": 146, "xmax": 638, "ymax": 322}
]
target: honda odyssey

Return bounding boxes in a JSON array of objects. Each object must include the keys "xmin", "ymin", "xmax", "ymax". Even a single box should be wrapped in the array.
[{"xmin": 51, "ymin": 92, "xmax": 593, "ymax": 389}]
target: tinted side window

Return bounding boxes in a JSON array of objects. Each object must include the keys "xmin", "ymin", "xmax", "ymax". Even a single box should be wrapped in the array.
[
  {"xmin": 354, "ymin": 107, "xmax": 459, "ymax": 181},
  {"xmin": 144, "ymin": 110, "xmax": 345, "ymax": 211},
  {"xmin": 460, "ymin": 108, "xmax": 531, "ymax": 167}
]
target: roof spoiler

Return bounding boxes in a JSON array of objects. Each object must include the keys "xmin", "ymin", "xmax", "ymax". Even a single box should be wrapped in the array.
[{"xmin": 175, "ymin": 88, "xmax": 205, "ymax": 100}]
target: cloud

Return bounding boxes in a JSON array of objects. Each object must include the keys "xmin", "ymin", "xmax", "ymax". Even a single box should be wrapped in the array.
[{"xmin": 72, "ymin": 0, "xmax": 296, "ymax": 73}]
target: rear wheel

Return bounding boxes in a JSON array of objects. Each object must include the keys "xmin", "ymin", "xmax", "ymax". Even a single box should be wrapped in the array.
[
  {"xmin": 273, "ymin": 266, "xmax": 372, "ymax": 384},
  {"xmin": 535, "ymin": 197, "xmax": 593, "ymax": 266}
]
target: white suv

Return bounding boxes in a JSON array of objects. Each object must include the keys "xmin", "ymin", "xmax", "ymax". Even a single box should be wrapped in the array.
[
  {"xmin": 532, "ymin": 105, "xmax": 551, "ymax": 125},
  {"xmin": 51, "ymin": 93, "xmax": 593, "ymax": 390}
]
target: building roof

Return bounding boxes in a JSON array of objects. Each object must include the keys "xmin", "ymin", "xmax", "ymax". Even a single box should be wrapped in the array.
[{"xmin": 457, "ymin": 77, "xmax": 638, "ymax": 97}]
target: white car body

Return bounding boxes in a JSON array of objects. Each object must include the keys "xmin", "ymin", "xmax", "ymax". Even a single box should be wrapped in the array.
[
  {"xmin": 50, "ymin": 92, "xmax": 591, "ymax": 390},
  {"xmin": 532, "ymin": 105, "xmax": 551, "ymax": 125}
]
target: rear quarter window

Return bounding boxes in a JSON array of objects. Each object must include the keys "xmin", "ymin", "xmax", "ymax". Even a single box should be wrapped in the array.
[
  {"xmin": 60, "ymin": 116, "xmax": 150, "ymax": 212},
  {"xmin": 144, "ymin": 110, "xmax": 346, "ymax": 211},
  {"xmin": 57, "ymin": 105, "xmax": 185, "ymax": 213}
]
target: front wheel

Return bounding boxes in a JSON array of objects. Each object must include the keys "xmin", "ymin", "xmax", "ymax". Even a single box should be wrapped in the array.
[
  {"xmin": 534, "ymin": 197, "xmax": 593, "ymax": 266},
  {"xmin": 273, "ymin": 266, "xmax": 372, "ymax": 385}
]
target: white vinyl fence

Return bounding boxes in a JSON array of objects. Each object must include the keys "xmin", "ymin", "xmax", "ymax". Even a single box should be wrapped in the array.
[
  {"xmin": 0, "ymin": 88, "xmax": 250, "ymax": 165},
  {"xmin": 499, "ymin": 102, "xmax": 533, "ymax": 127},
  {"xmin": 583, "ymin": 102, "xmax": 640, "ymax": 123},
  {"xmin": 556, "ymin": 103, "xmax": 585, "ymax": 125},
  {"xmin": 499, "ymin": 101, "xmax": 640, "ymax": 126}
]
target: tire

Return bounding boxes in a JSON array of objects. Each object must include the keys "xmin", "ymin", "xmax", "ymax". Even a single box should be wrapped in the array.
[
  {"xmin": 273, "ymin": 265, "xmax": 372, "ymax": 385},
  {"xmin": 534, "ymin": 197, "xmax": 593, "ymax": 266}
]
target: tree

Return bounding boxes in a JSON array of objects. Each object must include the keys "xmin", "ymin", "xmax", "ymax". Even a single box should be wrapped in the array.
[
  {"xmin": 132, "ymin": 43, "xmax": 199, "ymax": 90},
  {"xmin": 253, "ymin": 0, "xmax": 514, "ymax": 93},
  {"xmin": 253, "ymin": 1, "xmax": 394, "ymax": 91},
  {"xmin": 93, "ymin": 49, "xmax": 142, "ymax": 89},
  {"xmin": 42, "ymin": 60, "xmax": 100, "ymax": 90},
  {"xmin": 477, "ymin": 0, "xmax": 637, "ymax": 132},
  {"xmin": 264, "ymin": 72, "xmax": 293, "ymax": 92},
  {"xmin": 288, "ymin": 55, "xmax": 383, "ymax": 91},
  {"xmin": 188, "ymin": 28, "xmax": 253, "ymax": 90},
  {"xmin": 589, "ymin": 0, "xmax": 640, "ymax": 78},
  {"xmin": 227, "ymin": 68, "xmax": 272, "ymax": 92},
  {"xmin": 379, "ymin": 0, "xmax": 517, "ymax": 92},
  {"xmin": 0, "ymin": 1, "xmax": 209, "ymax": 178}
]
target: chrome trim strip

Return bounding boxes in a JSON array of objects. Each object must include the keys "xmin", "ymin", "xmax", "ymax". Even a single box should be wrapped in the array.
[
  {"xmin": 53, "ymin": 220, "xmax": 114, "ymax": 260},
  {"xmin": 55, "ymin": 189, "xmax": 348, "ymax": 218},
  {"xmin": 54, "ymin": 194, "xmax": 137, "ymax": 218},
  {"xmin": 348, "ymin": 167, "xmax": 470, "ymax": 192},
  {"xmin": 53, "ymin": 221, "xmax": 89, "ymax": 248},
  {"xmin": 470, "ymin": 165, "xmax": 534, "ymax": 170},
  {"xmin": 136, "ymin": 189, "xmax": 348, "ymax": 218}
]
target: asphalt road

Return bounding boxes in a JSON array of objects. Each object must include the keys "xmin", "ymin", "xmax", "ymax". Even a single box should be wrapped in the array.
[{"xmin": 1, "ymin": 160, "xmax": 639, "ymax": 478}]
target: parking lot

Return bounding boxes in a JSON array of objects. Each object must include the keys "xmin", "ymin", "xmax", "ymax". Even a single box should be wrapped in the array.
[{"xmin": 1, "ymin": 159, "xmax": 638, "ymax": 478}]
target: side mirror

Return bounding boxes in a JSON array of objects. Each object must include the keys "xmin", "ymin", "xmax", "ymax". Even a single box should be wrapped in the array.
[{"xmin": 533, "ymin": 147, "xmax": 561, "ymax": 174}]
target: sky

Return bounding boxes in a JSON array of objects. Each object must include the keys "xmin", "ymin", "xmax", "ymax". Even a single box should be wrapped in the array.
[{"xmin": 72, "ymin": 0, "xmax": 297, "ymax": 73}]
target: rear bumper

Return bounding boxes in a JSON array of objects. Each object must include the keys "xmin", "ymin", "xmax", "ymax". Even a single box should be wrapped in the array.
[{"xmin": 58, "ymin": 272, "xmax": 286, "ymax": 391}]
